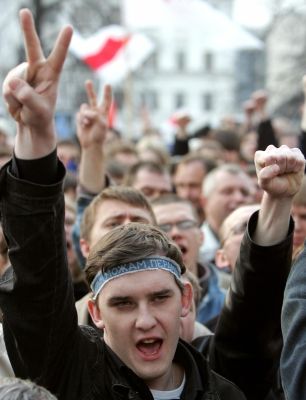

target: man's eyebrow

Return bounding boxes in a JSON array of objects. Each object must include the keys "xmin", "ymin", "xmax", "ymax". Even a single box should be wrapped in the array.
[
  {"xmin": 102, "ymin": 215, "xmax": 124, "ymax": 223},
  {"xmin": 150, "ymin": 289, "xmax": 174, "ymax": 298},
  {"xmin": 107, "ymin": 296, "xmax": 132, "ymax": 305},
  {"xmin": 131, "ymin": 215, "xmax": 151, "ymax": 221},
  {"xmin": 107, "ymin": 289, "xmax": 174, "ymax": 305}
]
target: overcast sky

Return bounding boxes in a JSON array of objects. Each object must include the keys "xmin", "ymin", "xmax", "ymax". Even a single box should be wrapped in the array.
[
  {"xmin": 233, "ymin": 0, "xmax": 306, "ymax": 28},
  {"xmin": 233, "ymin": 0, "xmax": 272, "ymax": 28}
]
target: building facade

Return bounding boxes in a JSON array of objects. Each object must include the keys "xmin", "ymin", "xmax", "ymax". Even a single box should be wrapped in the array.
[{"xmin": 0, "ymin": 0, "xmax": 263, "ymax": 141}]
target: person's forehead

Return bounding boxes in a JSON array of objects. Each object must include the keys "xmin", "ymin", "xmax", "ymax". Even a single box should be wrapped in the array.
[
  {"xmin": 153, "ymin": 202, "xmax": 194, "ymax": 223},
  {"xmin": 135, "ymin": 169, "xmax": 172, "ymax": 189},
  {"xmin": 175, "ymin": 161, "xmax": 205, "ymax": 179},
  {"xmin": 99, "ymin": 269, "xmax": 177, "ymax": 299},
  {"xmin": 97, "ymin": 199, "xmax": 153, "ymax": 222},
  {"xmin": 214, "ymin": 171, "xmax": 250, "ymax": 190},
  {"xmin": 114, "ymin": 152, "xmax": 139, "ymax": 168},
  {"xmin": 292, "ymin": 204, "xmax": 306, "ymax": 216}
]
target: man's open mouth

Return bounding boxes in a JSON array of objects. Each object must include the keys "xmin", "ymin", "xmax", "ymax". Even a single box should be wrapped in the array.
[
  {"xmin": 178, "ymin": 244, "xmax": 187, "ymax": 255},
  {"xmin": 136, "ymin": 338, "xmax": 163, "ymax": 358}
]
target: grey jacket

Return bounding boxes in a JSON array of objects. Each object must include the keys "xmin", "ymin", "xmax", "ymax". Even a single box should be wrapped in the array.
[{"xmin": 281, "ymin": 241, "xmax": 306, "ymax": 400}]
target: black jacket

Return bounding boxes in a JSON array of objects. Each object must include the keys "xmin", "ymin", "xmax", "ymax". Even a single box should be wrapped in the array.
[{"xmin": 0, "ymin": 157, "xmax": 293, "ymax": 399}]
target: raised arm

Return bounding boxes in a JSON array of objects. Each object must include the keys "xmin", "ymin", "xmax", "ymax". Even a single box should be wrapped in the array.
[
  {"xmin": 76, "ymin": 81, "xmax": 112, "ymax": 193},
  {"xmin": 171, "ymin": 112, "xmax": 191, "ymax": 156},
  {"xmin": 210, "ymin": 145, "xmax": 305, "ymax": 400},
  {"xmin": 242, "ymin": 99, "xmax": 256, "ymax": 132},
  {"xmin": 0, "ymin": 9, "xmax": 78, "ymax": 387},
  {"xmin": 253, "ymin": 90, "xmax": 278, "ymax": 150},
  {"xmin": 71, "ymin": 82, "xmax": 112, "ymax": 269}
]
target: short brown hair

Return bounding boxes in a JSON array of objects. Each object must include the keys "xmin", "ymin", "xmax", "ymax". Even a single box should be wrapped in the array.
[
  {"xmin": 174, "ymin": 152, "xmax": 216, "ymax": 175},
  {"xmin": 80, "ymin": 186, "xmax": 156, "ymax": 242},
  {"xmin": 124, "ymin": 161, "xmax": 169, "ymax": 187},
  {"xmin": 85, "ymin": 222, "xmax": 186, "ymax": 286},
  {"xmin": 105, "ymin": 140, "xmax": 138, "ymax": 160}
]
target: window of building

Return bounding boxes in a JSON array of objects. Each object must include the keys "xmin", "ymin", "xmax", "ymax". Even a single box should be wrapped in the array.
[
  {"xmin": 203, "ymin": 52, "xmax": 213, "ymax": 72},
  {"xmin": 176, "ymin": 51, "xmax": 186, "ymax": 71},
  {"xmin": 203, "ymin": 93, "xmax": 213, "ymax": 111},
  {"xmin": 140, "ymin": 91, "xmax": 158, "ymax": 110},
  {"xmin": 175, "ymin": 92, "xmax": 185, "ymax": 109},
  {"xmin": 143, "ymin": 52, "xmax": 158, "ymax": 71}
]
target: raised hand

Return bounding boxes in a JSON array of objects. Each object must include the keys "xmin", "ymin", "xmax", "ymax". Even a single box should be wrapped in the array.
[
  {"xmin": 76, "ymin": 81, "xmax": 112, "ymax": 149},
  {"xmin": 255, "ymin": 145, "xmax": 305, "ymax": 198},
  {"xmin": 254, "ymin": 145, "xmax": 305, "ymax": 246},
  {"xmin": 243, "ymin": 99, "xmax": 256, "ymax": 118},
  {"xmin": 77, "ymin": 81, "xmax": 112, "ymax": 193},
  {"xmin": 2, "ymin": 8, "xmax": 73, "ymax": 159},
  {"xmin": 252, "ymin": 90, "xmax": 268, "ymax": 111}
]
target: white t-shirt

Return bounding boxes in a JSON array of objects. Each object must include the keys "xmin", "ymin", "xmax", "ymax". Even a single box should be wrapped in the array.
[
  {"xmin": 0, "ymin": 323, "xmax": 14, "ymax": 377},
  {"xmin": 150, "ymin": 374, "xmax": 186, "ymax": 400}
]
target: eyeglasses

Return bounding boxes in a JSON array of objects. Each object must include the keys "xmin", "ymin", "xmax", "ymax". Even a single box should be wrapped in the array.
[{"xmin": 158, "ymin": 219, "xmax": 198, "ymax": 233}]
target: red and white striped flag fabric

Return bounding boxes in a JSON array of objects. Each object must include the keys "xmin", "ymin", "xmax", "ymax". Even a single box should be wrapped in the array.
[{"xmin": 69, "ymin": 26, "xmax": 155, "ymax": 85}]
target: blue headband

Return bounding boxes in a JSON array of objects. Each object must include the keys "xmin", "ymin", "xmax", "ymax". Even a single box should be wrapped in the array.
[{"xmin": 91, "ymin": 256, "xmax": 182, "ymax": 300}]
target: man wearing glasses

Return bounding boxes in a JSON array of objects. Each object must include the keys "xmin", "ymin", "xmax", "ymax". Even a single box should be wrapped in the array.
[{"xmin": 152, "ymin": 194, "xmax": 225, "ymax": 326}]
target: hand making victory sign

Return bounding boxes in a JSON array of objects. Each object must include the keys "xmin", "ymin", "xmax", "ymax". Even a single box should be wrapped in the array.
[
  {"xmin": 76, "ymin": 81, "xmax": 112, "ymax": 193},
  {"xmin": 2, "ymin": 8, "xmax": 73, "ymax": 160},
  {"xmin": 76, "ymin": 80, "xmax": 112, "ymax": 149}
]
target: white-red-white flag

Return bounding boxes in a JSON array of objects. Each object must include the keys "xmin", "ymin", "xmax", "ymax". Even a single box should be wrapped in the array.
[{"xmin": 69, "ymin": 26, "xmax": 155, "ymax": 85}]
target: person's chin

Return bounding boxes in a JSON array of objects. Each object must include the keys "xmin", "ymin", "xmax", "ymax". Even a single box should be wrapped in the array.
[
  {"xmin": 130, "ymin": 339, "xmax": 170, "ymax": 379},
  {"xmin": 133, "ymin": 359, "xmax": 169, "ymax": 387}
]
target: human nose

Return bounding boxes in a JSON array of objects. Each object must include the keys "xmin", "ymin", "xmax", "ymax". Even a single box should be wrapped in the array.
[
  {"xmin": 178, "ymin": 187, "xmax": 189, "ymax": 199},
  {"xmin": 168, "ymin": 223, "xmax": 182, "ymax": 239},
  {"xmin": 233, "ymin": 189, "xmax": 246, "ymax": 204},
  {"xmin": 135, "ymin": 304, "xmax": 157, "ymax": 331},
  {"xmin": 150, "ymin": 191, "xmax": 160, "ymax": 201},
  {"xmin": 123, "ymin": 217, "xmax": 133, "ymax": 225}
]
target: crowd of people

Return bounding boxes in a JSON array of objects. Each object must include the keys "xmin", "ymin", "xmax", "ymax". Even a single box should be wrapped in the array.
[{"xmin": 0, "ymin": 7, "xmax": 305, "ymax": 400}]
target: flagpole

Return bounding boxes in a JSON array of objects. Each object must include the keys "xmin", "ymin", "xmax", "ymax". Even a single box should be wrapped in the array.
[
  {"xmin": 121, "ymin": 1, "xmax": 134, "ymax": 142},
  {"xmin": 123, "ymin": 69, "xmax": 134, "ymax": 141}
]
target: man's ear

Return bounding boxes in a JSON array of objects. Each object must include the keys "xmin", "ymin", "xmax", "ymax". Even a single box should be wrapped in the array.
[
  {"xmin": 215, "ymin": 248, "xmax": 230, "ymax": 269},
  {"xmin": 87, "ymin": 298, "xmax": 105, "ymax": 330},
  {"xmin": 80, "ymin": 238, "xmax": 90, "ymax": 259},
  {"xmin": 181, "ymin": 282, "xmax": 193, "ymax": 318},
  {"xmin": 199, "ymin": 194, "xmax": 207, "ymax": 212}
]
